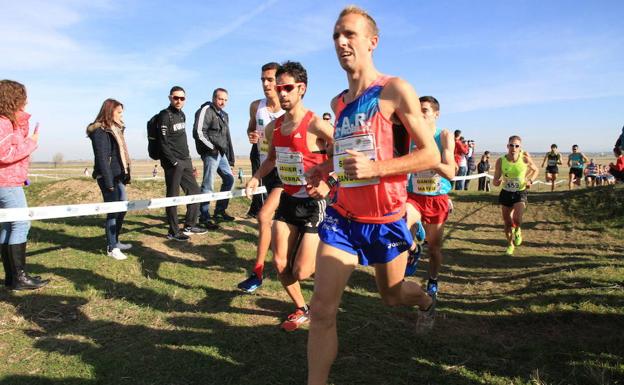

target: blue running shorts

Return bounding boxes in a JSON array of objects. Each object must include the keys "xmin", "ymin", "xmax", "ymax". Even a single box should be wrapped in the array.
[{"xmin": 319, "ymin": 207, "xmax": 413, "ymax": 266}]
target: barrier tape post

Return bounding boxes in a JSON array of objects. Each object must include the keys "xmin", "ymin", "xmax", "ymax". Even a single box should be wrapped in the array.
[{"xmin": 0, "ymin": 187, "xmax": 266, "ymax": 223}]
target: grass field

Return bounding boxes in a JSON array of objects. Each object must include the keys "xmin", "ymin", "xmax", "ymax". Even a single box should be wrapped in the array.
[{"xmin": 0, "ymin": 177, "xmax": 623, "ymax": 385}]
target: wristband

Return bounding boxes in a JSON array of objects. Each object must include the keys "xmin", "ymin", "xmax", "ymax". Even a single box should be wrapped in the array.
[{"xmin": 326, "ymin": 173, "xmax": 338, "ymax": 188}]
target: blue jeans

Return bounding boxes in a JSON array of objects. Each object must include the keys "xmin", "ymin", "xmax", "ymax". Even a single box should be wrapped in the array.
[
  {"xmin": 97, "ymin": 178, "xmax": 127, "ymax": 250},
  {"xmin": 200, "ymin": 152, "xmax": 234, "ymax": 221},
  {"xmin": 455, "ymin": 166, "xmax": 467, "ymax": 190},
  {"xmin": 0, "ymin": 187, "xmax": 30, "ymax": 245}
]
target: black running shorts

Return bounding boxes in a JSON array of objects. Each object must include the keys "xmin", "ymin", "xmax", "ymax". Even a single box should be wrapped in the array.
[
  {"xmin": 546, "ymin": 166, "xmax": 558, "ymax": 174},
  {"xmin": 263, "ymin": 168, "xmax": 283, "ymax": 192},
  {"xmin": 498, "ymin": 189, "xmax": 528, "ymax": 208},
  {"xmin": 274, "ymin": 192, "xmax": 326, "ymax": 233}
]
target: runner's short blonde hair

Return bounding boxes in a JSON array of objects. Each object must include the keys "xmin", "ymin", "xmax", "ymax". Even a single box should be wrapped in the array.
[{"xmin": 338, "ymin": 5, "xmax": 379, "ymax": 36}]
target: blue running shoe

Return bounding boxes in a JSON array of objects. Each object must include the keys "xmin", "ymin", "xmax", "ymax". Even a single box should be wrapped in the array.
[
  {"xmin": 404, "ymin": 243, "xmax": 422, "ymax": 277},
  {"xmin": 426, "ymin": 278, "xmax": 438, "ymax": 298},
  {"xmin": 415, "ymin": 221, "xmax": 426, "ymax": 243},
  {"xmin": 238, "ymin": 272, "xmax": 262, "ymax": 293}
]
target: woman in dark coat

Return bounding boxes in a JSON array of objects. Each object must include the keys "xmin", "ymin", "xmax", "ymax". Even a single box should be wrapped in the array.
[{"xmin": 87, "ymin": 99, "xmax": 132, "ymax": 260}]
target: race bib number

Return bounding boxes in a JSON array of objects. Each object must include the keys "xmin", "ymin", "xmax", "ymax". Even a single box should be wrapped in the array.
[
  {"xmin": 333, "ymin": 134, "xmax": 379, "ymax": 188},
  {"xmin": 571, "ymin": 160, "xmax": 580, "ymax": 168},
  {"xmin": 547, "ymin": 159, "xmax": 557, "ymax": 166},
  {"xmin": 412, "ymin": 169, "xmax": 441, "ymax": 193},
  {"xmin": 504, "ymin": 177, "xmax": 521, "ymax": 192},
  {"xmin": 276, "ymin": 148, "xmax": 306, "ymax": 186}
]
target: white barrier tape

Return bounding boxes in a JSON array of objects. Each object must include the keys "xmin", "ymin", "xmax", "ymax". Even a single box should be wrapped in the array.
[
  {"xmin": 451, "ymin": 172, "xmax": 493, "ymax": 181},
  {"xmin": 533, "ymin": 180, "xmax": 566, "ymax": 185},
  {"xmin": 0, "ymin": 187, "xmax": 266, "ymax": 223},
  {"xmin": 29, "ymin": 174, "xmax": 252, "ymax": 181}
]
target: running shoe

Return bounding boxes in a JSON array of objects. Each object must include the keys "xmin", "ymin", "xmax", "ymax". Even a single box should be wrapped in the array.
[
  {"xmin": 183, "ymin": 226, "xmax": 208, "ymax": 236},
  {"xmin": 415, "ymin": 221, "xmax": 426, "ymax": 242},
  {"xmin": 505, "ymin": 244, "xmax": 515, "ymax": 256},
  {"xmin": 281, "ymin": 307, "xmax": 310, "ymax": 332},
  {"xmin": 513, "ymin": 227, "xmax": 523, "ymax": 246},
  {"xmin": 107, "ymin": 248, "xmax": 128, "ymax": 260},
  {"xmin": 426, "ymin": 278, "xmax": 438, "ymax": 298},
  {"xmin": 404, "ymin": 244, "xmax": 422, "ymax": 277},
  {"xmin": 237, "ymin": 272, "xmax": 262, "ymax": 293},
  {"xmin": 416, "ymin": 292, "xmax": 437, "ymax": 333},
  {"xmin": 167, "ymin": 232, "xmax": 190, "ymax": 242}
]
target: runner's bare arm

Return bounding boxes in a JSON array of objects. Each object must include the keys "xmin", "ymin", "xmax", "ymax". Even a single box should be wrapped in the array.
[
  {"xmin": 246, "ymin": 120, "xmax": 276, "ymax": 197},
  {"xmin": 493, "ymin": 158, "xmax": 503, "ymax": 186},
  {"xmin": 343, "ymin": 78, "xmax": 439, "ymax": 179},
  {"xmin": 247, "ymin": 99, "xmax": 260, "ymax": 143},
  {"xmin": 305, "ymin": 116, "xmax": 336, "ymax": 197},
  {"xmin": 541, "ymin": 154, "xmax": 548, "ymax": 168},
  {"xmin": 524, "ymin": 152, "xmax": 540, "ymax": 183},
  {"xmin": 567, "ymin": 155, "xmax": 572, "ymax": 167},
  {"xmin": 309, "ymin": 115, "xmax": 335, "ymax": 152},
  {"xmin": 303, "ymin": 96, "xmax": 344, "ymax": 182},
  {"xmin": 434, "ymin": 128, "xmax": 456, "ymax": 180}
]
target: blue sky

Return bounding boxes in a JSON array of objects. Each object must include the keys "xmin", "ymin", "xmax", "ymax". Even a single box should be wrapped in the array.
[{"xmin": 3, "ymin": 0, "xmax": 623, "ymax": 162}]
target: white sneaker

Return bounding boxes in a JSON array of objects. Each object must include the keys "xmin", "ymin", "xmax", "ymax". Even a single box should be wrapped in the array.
[{"xmin": 107, "ymin": 247, "xmax": 127, "ymax": 260}]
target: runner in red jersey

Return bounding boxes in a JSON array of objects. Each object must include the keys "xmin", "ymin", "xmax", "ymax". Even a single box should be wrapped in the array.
[
  {"xmin": 306, "ymin": 7, "xmax": 440, "ymax": 385},
  {"xmin": 246, "ymin": 61, "xmax": 334, "ymax": 332}
]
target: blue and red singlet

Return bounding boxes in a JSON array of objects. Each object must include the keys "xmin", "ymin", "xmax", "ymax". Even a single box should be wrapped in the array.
[{"xmin": 332, "ymin": 76, "xmax": 406, "ymax": 223}]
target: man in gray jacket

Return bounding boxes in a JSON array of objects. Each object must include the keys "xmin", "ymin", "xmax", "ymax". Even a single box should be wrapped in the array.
[{"xmin": 193, "ymin": 88, "xmax": 235, "ymax": 225}]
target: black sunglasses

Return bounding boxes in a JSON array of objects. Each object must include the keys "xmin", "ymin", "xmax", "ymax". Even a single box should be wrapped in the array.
[{"xmin": 172, "ymin": 96, "xmax": 186, "ymax": 101}]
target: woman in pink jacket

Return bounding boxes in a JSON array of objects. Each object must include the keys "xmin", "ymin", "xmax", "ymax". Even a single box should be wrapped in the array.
[{"xmin": 0, "ymin": 80, "xmax": 49, "ymax": 290}]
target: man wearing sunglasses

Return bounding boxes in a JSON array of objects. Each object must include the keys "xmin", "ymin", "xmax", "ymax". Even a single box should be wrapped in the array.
[
  {"xmin": 306, "ymin": 6, "xmax": 440, "ymax": 384},
  {"xmin": 157, "ymin": 86, "xmax": 206, "ymax": 241},
  {"xmin": 492, "ymin": 136, "xmax": 539, "ymax": 256},
  {"xmin": 238, "ymin": 62, "xmax": 285, "ymax": 294},
  {"xmin": 246, "ymin": 61, "xmax": 334, "ymax": 332}
]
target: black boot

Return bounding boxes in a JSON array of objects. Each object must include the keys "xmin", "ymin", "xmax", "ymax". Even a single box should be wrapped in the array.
[
  {"xmin": 16, "ymin": 242, "xmax": 42, "ymax": 282},
  {"xmin": 9, "ymin": 243, "xmax": 49, "ymax": 291},
  {"xmin": 1, "ymin": 244, "xmax": 12, "ymax": 287}
]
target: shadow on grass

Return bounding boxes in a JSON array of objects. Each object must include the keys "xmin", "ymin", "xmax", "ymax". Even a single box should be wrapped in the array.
[{"xmin": 0, "ymin": 266, "xmax": 622, "ymax": 385}]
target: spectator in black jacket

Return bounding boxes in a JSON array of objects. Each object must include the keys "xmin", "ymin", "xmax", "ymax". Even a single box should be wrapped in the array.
[
  {"xmin": 477, "ymin": 151, "xmax": 491, "ymax": 191},
  {"xmin": 87, "ymin": 98, "xmax": 132, "ymax": 260},
  {"xmin": 193, "ymin": 88, "xmax": 235, "ymax": 224},
  {"xmin": 156, "ymin": 86, "xmax": 206, "ymax": 241}
]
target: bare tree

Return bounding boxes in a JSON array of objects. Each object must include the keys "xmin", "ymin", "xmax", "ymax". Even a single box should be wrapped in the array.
[{"xmin": 52, "ymin": 153, "xmax": 64, "ymax": 168}]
